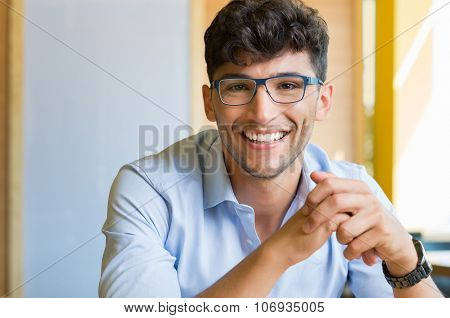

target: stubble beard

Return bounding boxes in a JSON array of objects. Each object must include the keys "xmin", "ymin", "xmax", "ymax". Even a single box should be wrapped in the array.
[{"xmin": 219, "ymin": 119, "xmax": 315, "ymax": 179}]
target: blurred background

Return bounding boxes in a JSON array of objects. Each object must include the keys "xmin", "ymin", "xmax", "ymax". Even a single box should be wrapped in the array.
[{"xmin": 0, "ymin": 0, "xmax": 449, "ymax": 297}]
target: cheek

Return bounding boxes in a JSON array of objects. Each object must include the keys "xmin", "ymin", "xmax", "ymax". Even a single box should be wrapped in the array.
[
  {"xmin": 217, "ymin": 108, "xmax": 246, "ymax": 129},
  {"xmin": 285, "ymin": 106, "xmax": 313, "ymax": 129}
]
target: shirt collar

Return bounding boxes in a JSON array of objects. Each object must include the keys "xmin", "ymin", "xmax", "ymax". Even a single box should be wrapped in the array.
[
  {"xmin": 202, "ymin": 134, "xmax": 239, "ymax": 209},
  {"xmin": 201, "ymin": 133, "xmax": 315, "ymax": 210},
  {"xmin": 296, "ymin": 147, "xmax": 316, "ymax": 204}
]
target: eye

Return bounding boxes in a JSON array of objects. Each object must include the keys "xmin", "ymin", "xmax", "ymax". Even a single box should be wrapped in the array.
[
  {"xmin": 222, "ymin": 82, "xmax": 252, "ymax": 92},
  {"xmin": 228, "ymin": 84, "xmax": 248, "ymax": 91},
  {"xmin": 279, "ymin": 82, "xmax": 298, "ymax": 90}
]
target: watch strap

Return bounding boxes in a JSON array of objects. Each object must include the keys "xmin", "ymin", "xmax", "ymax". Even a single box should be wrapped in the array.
[{"xmin": 382, "ymin": 239, "xmax": 433, "ymax": 289}]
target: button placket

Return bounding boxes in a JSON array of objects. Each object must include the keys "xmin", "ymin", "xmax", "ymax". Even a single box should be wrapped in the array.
[{"xmin": 234, "ymin": 204, "xmax": 260, "ymax": 247}]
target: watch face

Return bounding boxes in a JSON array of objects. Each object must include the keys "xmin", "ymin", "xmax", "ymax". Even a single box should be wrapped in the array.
[
  {"xmin": 413, "ymin": 239, "xmax": 426, "ymax": 265},
  {"xmin": 413, "ymin": 239, "xmax": 433, "ymax": 274}
]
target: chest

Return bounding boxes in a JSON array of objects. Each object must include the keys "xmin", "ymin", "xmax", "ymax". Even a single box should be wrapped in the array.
[{"xmin": 165, "ymin": 204, "xmax": 347, "ymax": 297}]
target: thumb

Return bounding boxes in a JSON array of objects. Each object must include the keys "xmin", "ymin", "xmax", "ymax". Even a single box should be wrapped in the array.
[{"xmin": 310, "ymin": 171, "xmax": 336, "ymax": 184}]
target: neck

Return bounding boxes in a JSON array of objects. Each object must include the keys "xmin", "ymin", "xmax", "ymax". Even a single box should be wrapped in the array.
[{"xmin": 223, "ymin": 148, "xmax": 303, "ymax": 225}]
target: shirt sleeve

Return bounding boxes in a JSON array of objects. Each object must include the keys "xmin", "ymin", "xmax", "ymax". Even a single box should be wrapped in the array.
[
  {"xmin": 347, "ymin": 165, "xmax": 394, "ymax": 298},
  {"xmin": 98, "ymin": 164, "xmax": 181, "ymax": 297}
]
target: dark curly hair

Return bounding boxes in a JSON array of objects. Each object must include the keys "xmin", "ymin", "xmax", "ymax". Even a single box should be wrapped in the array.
[{"xmin": 204, "ymin": 0, "xmax": 329, "ymax": 82}]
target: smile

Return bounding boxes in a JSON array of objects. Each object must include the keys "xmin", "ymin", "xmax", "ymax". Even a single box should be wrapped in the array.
[{"xmin": 241, "ymin": 130, "xmax": 290, "ymax": 144}]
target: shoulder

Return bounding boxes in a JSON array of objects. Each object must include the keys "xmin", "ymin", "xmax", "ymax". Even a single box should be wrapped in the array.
[
  {"xmin": 106, "ymin": 129, "xmax": 220, "ymax": 234},
  {"xmin": 116, "ymin": 129, "xmax": 220, "ymax": 195}
]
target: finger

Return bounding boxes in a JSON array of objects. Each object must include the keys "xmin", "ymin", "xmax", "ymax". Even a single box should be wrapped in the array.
[
  {"xmin": 323, "ymin": 212, "xmax": 351, "ymax": 233},
  {"xmin": 310, "ymin": 171, "xmax": 336, "ymax": 184},
  {"xmin": 302, "ymin": 175, "xmax": 372, "ymax": 217},
  {"xmin": 343, "ymin": 228, "xmax": 382, "ymax": 261},
  {"xmin": 362, "ymin": 249, "xmax": 379, "ymax": 266},
  {"xmin": 335, "ymin": 205, "xmax": 379, "ymax": 244},
  {"xmin": 303, "ymin": 193, "xmax": 373, "ymax": 234}
]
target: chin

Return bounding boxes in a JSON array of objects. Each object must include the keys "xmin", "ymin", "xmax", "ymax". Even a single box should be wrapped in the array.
[{"xmin": 241, "ymin": 161, "xmax": 291, "ymax": 179}]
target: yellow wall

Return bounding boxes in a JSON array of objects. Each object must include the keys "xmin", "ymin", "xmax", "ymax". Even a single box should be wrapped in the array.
[
  {"xmin": 0, "ymin": 0, "xmax": 8, "ymax": 297},
  {"xmin": 6, "ymin": 0, "xmax": 24, "ymax": 298},
  {"xmin": 374, "ymin": 0, "xmax": 432, "ymax": 202},
  {"xmin": 189, "ymin": 0, "xmax": 227, "ymax": 132},
  {"xmin": 374, "ymin": 0, "xmax": 395, "ymax": 200}
]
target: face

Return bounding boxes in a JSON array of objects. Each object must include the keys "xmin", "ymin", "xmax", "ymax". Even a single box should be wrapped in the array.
[{"xmin": 202, "ymin": 50, "xmax": 333, "ymax": 179}]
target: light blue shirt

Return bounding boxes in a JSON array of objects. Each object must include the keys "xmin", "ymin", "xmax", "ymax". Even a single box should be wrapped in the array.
[{"xmin": 99, "ymin": 129, "xmax": 394, "ymax": 297}]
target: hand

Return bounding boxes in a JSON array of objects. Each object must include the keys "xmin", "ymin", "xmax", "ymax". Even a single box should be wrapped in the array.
[
  {"xmin": 267, "ymin": 198, "xmax": 351, "ymax": 268},
  {"xmin": 301, "ymin": 171, "xmax": 417, "ymax": 275}
]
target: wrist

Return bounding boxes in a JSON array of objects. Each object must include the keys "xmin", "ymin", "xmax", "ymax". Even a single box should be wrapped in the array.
[
  {"xmin": 260, "ymin": 237, "xmax": 296, "ymax": 272},
  {"xmin": 384, "ymin": 240, "xmax": 418, "ymax": 277}
]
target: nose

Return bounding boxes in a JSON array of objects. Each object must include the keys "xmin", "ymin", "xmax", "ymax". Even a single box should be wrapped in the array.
[{"xmin": 246, "ymin": 85, "xmax": 280, "ymax": 124}]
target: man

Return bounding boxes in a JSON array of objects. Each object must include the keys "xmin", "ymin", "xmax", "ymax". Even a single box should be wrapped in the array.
[{"xmin": 99, "ymin": 0, "xmax": 443, "ymax": 297}]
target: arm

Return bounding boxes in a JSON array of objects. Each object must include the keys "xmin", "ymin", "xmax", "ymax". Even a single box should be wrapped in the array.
[
  {"xmin": 195, "ymin": 240, "xmax": 287, "ymax": 298},
  {"xmin": 196, "ymin": 204, "xmax": 350, "ymax": 298},
  {"xmin": 99, "ymin": 165, "xmax": 181, "ymax": 297}
]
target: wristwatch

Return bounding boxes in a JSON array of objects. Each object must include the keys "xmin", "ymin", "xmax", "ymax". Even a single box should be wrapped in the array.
[{"xmin": 382, "ymin": 239, "xmax": 433, "ymax": 289}]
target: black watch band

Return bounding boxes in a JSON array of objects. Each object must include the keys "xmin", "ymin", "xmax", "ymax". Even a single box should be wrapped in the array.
[{"xmin": 382, "ymin": 239, "xmax": 433, "ymax": 289}]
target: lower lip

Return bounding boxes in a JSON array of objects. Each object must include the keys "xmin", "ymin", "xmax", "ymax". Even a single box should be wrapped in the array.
[{"xmin": 240, "ymin": 132, "xmax": 290, "ymax": 150}]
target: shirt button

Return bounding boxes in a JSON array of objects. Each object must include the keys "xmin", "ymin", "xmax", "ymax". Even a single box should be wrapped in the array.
[{"xmin": 246, "ymin": 238, "xmax": 253, "ymax": 245}]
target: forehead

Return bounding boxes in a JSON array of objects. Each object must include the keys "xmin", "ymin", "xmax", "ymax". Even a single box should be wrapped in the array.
[{"xmin": 213, "ymin": 50, "xmax": 315, "ymax": 80}]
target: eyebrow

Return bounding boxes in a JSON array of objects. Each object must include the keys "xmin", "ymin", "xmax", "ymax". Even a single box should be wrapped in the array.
[{"xmin": 217, "ymin": 72, "xmax": 304, "ymax": 80}]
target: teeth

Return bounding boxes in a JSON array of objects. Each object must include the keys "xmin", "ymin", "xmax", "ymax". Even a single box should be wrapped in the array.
[{"xmin": 244, "ymin": 131, "xmax": 287, "ymax": 143}]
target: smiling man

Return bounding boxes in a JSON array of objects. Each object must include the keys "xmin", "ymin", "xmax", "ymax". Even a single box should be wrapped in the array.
[{"xmin": 99, "ymin": 0, "xmax": 443, "ymax": 297}]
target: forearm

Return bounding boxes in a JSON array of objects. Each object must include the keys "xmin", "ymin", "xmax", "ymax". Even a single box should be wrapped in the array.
[
  {"xmin": 196, "ymin": 241, "xmax": 288, "ymax": 298},
  {"xmin": 195, "ymin": 203, "xmax": 337, "ymax": 298}
]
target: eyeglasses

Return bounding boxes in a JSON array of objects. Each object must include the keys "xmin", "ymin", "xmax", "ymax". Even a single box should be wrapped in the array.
[{"xmin": 211, "ymin": 74, "xmax": 323, "ymax": 106}]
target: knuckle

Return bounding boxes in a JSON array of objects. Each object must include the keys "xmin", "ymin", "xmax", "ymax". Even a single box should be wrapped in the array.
[
  {"xmin": 356, "ymin": 180, "xmax": 370, "ymax": 193},
  {"xmin": 337, "ymin": 226, "xmax": 352, "ymax": 242},
  {"xmin": 378, "ymin": 224, "xmax": 390, "ymax": 237},
  {"xmin": 352, "ymin": 238, "xmax": 363, "ymax": 251},
  {"xmin": 315, "ymin": 216, "xmax": 326, "ymax": 226},
  {"xmin": 344, "ymin": 247, "xmax": 354, "ymax": 260},
  {"xmin": 309, "ymin": 215, "xmax": 321, "ymax": 227},
  {"xmin": 369, "ymin": 195, "xmax": 379, "ymax": 206},
  {"xmin": 329, "ymin": 194, "xmax": 341, "ymax": 207},
  {"xmin": 374, "ymin": 210, "xmax": 388, "ymax": 227},
  {"xmin": 346, "ymin": 244, "xmax": 356, "ymax": 255},
  {"xmin": 362, "ymin": 182, "xmax": 371, "ymax": 193},
  {"xmin": 336, "ymin": 232, "xmax": 347, "ymax": 244},
  {"xmin": 306, "ymin": 212, "xmax": 317, "ymax": 224},
  {"xmin": 323, "ymin": 178, "xmax": 335, "ymax": 189},
  {"xmin": 373, "ymin": 209, "xmax": 384, "ymax": 224},
  {"xmin": 336, "ymin": 225, "xmax": 345, "ymax": 237},
  {"xmin": 348, "ymin": 241, "xmax": 360, "ymax": 256},
  {"xmin": 305, "ymin": 196, "xmax": 317, "ymax": 208}
]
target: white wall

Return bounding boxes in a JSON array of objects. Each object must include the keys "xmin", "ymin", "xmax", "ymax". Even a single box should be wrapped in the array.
[
  {"xmin": 23, "ymin": 0, "xmax": 190, "ymax": 297},
  {"xmin": 395, "ymin": 0, "xmax": 450, "ymax": 237}
]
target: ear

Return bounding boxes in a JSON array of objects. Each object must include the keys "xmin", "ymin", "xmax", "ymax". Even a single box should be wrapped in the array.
[
  {"xmin": 202, "ymin": 84, "xmax": 217, "ymax": 122},
  {"xmin": 315, "ymin": 83, "xmax": 333, "ymax": 121}
]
